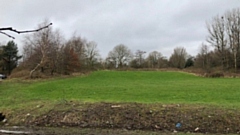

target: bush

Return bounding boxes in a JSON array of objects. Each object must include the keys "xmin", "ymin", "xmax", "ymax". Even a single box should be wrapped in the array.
[
  {"xmin": 204, "ymin": 72, "xmax": 224, "ymax": 78},
  {"xmin": 10, "ymin": 69, "xmax": 30, "ymax": 79}
]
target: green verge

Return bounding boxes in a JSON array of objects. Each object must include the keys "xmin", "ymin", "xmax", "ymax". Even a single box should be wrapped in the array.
[{"xmin": 1, "ymin": 71, "xmax": 240, "ymax": 110}]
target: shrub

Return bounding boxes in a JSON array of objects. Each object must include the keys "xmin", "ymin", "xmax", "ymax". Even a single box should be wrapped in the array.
[
  {"xmin": 10, "ymin": 69, "xmax": 30, "ymax": 79},
  {"xmin": 204, "ymin": 72, "xmax": 224, "ymax": 78}
]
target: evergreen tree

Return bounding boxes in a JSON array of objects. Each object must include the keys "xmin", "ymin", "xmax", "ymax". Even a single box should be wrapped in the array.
[{"xmin": 1, "ymin": 41, "xmax": 22, "ymax": 75}]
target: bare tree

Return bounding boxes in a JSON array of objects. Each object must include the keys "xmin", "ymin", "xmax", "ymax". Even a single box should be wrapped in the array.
[
  {"xmin": 169, "ymin": 47, "xmax": 188, "ymax": 69},
  {"xmin": 134, "ymin": 50, "xmax": 146, "ymax": 67},
  {"xmin": 130, "ymin": 50, "xmax": 146, "ymax": 68},
  {"xmin": 0, "ymin": 21, "xmax": 53, "ymax": 77},
  {"xmin": 195, "ymin": 43, "xmax": 211, "ymax": 70},
  {"xmin": 47, "ymin": 30, "xmax": 64, "ymax": 75},
  {"xmin": 22, "ymin": 21, "xmax": 59, "ymax": 77},
  {"xmin": 84, "ymin": 41, "xmax": 100, "ymax": 68},
  {"xmin": 147, "ymin": 51, "xmax": 162, "ymax": 68},
  {"xmin": 225, "ymin": 8, "xmax": 240, "ymax": 72},
  {"xmin": 206, "ymin": 15, "xmax": 228, "ymax": 69},
  {"xmin": 107, "ymin": 44, "xmax": 132, "ymax": 68},
  {"xmin": 60, "ymin": 44, "xmax": 80, "ymax": 74},
  {"xmin": 65, "ymin": 35, "xmax": 86, "ymax": 69}
]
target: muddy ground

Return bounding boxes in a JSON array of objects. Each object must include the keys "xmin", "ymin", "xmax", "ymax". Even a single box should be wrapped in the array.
[
  {"xmin": 1, "ymin": 102, "xmax": 240, "ymax": 134},
  {"xmin": 0, "ymin": 126, "xmax": 177, "ymax": 135}
]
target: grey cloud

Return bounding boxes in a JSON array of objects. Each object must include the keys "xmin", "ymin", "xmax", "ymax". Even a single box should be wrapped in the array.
[{"xmin": 1, "ymin": 0, "xmax": 240, "ymax": 58}]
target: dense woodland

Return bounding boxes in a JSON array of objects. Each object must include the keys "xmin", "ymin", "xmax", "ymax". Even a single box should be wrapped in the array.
[{"xmin": 1, "ymin": 8, "xmax": 240, "ymax": 78}]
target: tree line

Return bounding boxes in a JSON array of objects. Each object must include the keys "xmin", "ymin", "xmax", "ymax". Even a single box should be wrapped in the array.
[
  {"xmin": 192, "ymin": 8, "xmax": 240, "ymax": 73},
  {"xmin": 1, "ymin": 8, "xmax": 240, "ymax": 78}
]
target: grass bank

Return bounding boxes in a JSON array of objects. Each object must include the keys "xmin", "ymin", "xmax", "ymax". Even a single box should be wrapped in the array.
[
  {"xmin": 1, "ymin": 71, "xmax": 240, "ymax": 134},
  {"xmin": 1, "ymin": 71, "xmax": 240, "ymax": 109}
]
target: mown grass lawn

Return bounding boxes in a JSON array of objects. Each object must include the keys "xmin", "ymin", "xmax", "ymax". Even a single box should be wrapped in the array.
[{"xmin": 1, "ymin": 71, "xmax": 240, "ymax": 109}]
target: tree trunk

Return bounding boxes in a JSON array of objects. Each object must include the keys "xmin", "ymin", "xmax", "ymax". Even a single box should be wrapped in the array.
[
  {"xmin": 29, "ymin": 55, "xmax": 45, "ymax": 78},
  {"xmin": 30, "ymin": 63, "xmax": 40, "ymax": 78},
  {"xmin": 51, "ymin": 69, "xmax": 54, "ymax": 76},
  {"xmin": 234, "ymin": 52, "xmax": 237, "ymax": 73}
]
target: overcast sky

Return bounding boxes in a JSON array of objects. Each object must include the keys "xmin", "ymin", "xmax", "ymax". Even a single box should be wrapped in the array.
[{"xmin": 0, "ymin": 0, "xmax": 239, "ymax": 58}]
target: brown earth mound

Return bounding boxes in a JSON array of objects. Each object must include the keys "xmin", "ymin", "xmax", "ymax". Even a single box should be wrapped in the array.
[{"xmin": 19, "ymin": 102, "xmax": 240, "ymax": 134}]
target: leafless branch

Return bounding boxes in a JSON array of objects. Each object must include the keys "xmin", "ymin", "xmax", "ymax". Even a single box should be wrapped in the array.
[
  {"xmin": 0, "ymin": 23, "xmax": 53, "ymax": 39},
  {"xmin": 0, "ymin": 31, "xmax": 15, "ymax": 39}
]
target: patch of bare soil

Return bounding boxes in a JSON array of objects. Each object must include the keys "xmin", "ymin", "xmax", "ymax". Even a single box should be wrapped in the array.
[
  {"xmin": 0, "ymin": 126, "xmax": 166, "ymax": 135},
  {"xmin": 2, "ymin": 102, "xmax": 240, "ymax": 134}
]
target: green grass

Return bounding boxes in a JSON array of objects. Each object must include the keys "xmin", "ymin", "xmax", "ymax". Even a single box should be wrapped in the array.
[{"xmin": 1, "ymin": 71, "xmax": 240, "ymax": 109}]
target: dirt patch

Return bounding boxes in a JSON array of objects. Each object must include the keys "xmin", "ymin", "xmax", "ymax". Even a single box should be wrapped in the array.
[
  {"xmin": 1, "ymin": 102, "xmax": 232, "ymax": 134},
  {"xmin": 0, "ymin": 126, "xmax": 174, "ymax": 135}
]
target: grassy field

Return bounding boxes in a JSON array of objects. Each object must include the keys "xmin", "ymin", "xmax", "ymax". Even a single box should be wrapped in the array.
[
  {"xmin": 1, "ymin": 70, "xmax": 240, "ymax": 109},
  {"xmin": 2, "ymin": 71, "xmax": 240, "ymax": 134}
]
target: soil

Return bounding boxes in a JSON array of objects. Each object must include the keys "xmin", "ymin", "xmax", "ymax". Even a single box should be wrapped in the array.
[
  {"xmin": 1, "ymin": 102, "xmax": 240, "ymax": 134},
  {"xmin": 0, "ymin": 126, "xmax": 171, "ymax": 135}
]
